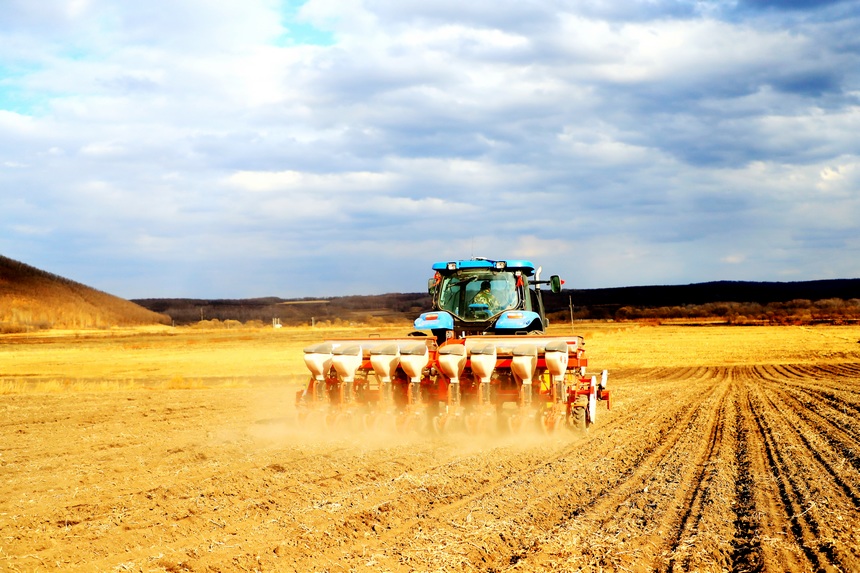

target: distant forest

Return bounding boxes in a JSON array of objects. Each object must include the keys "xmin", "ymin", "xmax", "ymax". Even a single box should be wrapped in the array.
[{"xmin": 134, "ymin": 278, "xmax": 860, "ymax": 327}]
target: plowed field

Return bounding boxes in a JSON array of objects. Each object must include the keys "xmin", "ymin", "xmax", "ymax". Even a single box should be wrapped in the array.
[{"xmin": 2, "ymin": 324, "xmax": 859, "ymax": 572}]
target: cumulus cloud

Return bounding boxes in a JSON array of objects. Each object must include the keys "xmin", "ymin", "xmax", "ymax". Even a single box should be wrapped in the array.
[
  {"xmin": 226, "ymin": 169, "xmax": 396, "ymax": 192},
  {"xmin": 0, "ymin": 0, "xmax": 858, "ymax": 297}
]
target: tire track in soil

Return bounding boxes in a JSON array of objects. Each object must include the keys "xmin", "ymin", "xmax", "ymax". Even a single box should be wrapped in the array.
[
  {"xmin": 771, "ymin": 382, "xmax": 860, "ymax": 476},
  {"xmin": 666, "ymin": 368, "xmax": 775, "ymax": 573},
  {"xmin": 482, "ymin": 368, "xmax": 731, "ymax": 572},
  {"xmin": 291, "ymin": 367, "xmax": 725, "ymax": 572},
  {"xmin": 757, "ymin": 372, "xmax": 860, "ymax": 498},
  {"xmin": 285, "ymin": 430, "xmax": 610, "ymax": 571},
  {"xmin": 69, "ymin": 437, "xmax": 500, "ymax": 572},
  {"xmin": 759, "ymin": 371, "xmax": 860, "ymax": 451},
  {"xmin": 729, "ymin": 375, "xmax": 766, "ymax": 573},
  {"xmin": 505, "ymin": 368, "xmax": 733, "ymax": 572},
  {"xmin": 815, "ymin": 363, "xmax": 860, "ymax": 379},
  {"xmin": 801, "ymin": 386, "xmax": 860, "ymax": 417},
  {"xmin": 733, "ymin": 372, "xmax": 807, "ymax": 572},
  {"xmin": 744, "ymin": 370, "xmax": 860, "ymax": 572},
  {"xmin": 746, "ymin": 389, "xmax": 831, "ymax": 571},
  {"xmin": 664, "ymin": 371, "xmax": 733, "ymax": 573},
  {"xmin": 613, "ymin": 367, "xmax": 735, "ymax": 573},
  {"xmin": 758, "ymin": 364, "xmax": 860, "ymax": 423}
]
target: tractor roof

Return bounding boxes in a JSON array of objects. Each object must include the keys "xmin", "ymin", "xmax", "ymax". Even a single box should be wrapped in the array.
[{"xmin": 431, "ymin": 258, "xmax": 537, "ymax": 275}]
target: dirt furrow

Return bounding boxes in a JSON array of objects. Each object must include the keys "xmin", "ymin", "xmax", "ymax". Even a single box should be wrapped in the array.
[
  {"xmin": 728, "ymin": 375, "xmax": 766, "ymax": 573},
  {"xmin": 792, "ymin": 384, "xmax": 860, "ymax": 417},
  {"xmin": 734, "ymin": 376, "xmax": 810, "ymax": 571},
  {"xmin": 307, "ymin": 368, "xmax": 724, "ymax": 572},
  {"xmin": 815, "ymin": 363, "xmax": 860, "ymax": 380},
  {"xmin": 758, "ymin": 365, "xmax": 860, "ymax": 404},
  {"xmin": 284, "ymin": 437, "xmax": 590, "ymax": 571},
  {"xmin": 286, "ymin": 408, "xmax": 651, "ymax": 572},
  {"xmin": 775, "ymin": 385, "xmax": 860, "ymax": 475},
  {"xmin": 663, "ymin": 371, "xmax": 734, "ymax": 573},
  {"xmin": 505, "ymin": 369, "xmax": 731, "ymax": 572},
  {"xmin": 746, "ymin": 378, "xmax": 860, "ymax": 572},
  {"xmin": 754, "ymin": 370, "xmax": 860, "ymax": 444},
  {"xmin": 809, "ymin": 384, "xmax": 860, "ymax": 410},
  {"xmin": 768, "ymin": 364, "xmax": 810, "ymax": 382},
  {"xmin": 758, "ymin": 378, "xmax": 860, "ymax": 498}
]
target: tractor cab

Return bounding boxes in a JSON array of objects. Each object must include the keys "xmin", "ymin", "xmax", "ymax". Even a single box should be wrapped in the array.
[
  {"xmin": 437, "ymin": 268, "xmax": 521, "ymax": 320},
  {"xmin": 414, "ymin": 258, "xmax": 562, "ymax": 341}
]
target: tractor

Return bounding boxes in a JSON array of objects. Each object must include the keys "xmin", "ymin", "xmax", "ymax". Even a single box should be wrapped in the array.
[{"xmin": 298, "ymin": 258, "xmax": 609, "ymax": 434}]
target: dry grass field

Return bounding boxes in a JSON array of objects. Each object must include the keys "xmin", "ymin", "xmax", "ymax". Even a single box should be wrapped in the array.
[{"xmin": 1, "ymin": 322, "xmax": 859, "ymax": 572}]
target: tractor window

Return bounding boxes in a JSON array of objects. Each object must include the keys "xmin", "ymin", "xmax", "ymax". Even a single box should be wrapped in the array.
[
  {"xmin": 438, "ymin": 272, "xmax": 520, "ymax": 319},
  {"xmin": 438, "ymin": 279, "xmax": 463, "ymax": 316}
]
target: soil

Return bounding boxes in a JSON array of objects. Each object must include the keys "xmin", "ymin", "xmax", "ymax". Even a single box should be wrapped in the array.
[{"xmin": 2, "ymin": 325, "xmax": 859, "ymax": 572}]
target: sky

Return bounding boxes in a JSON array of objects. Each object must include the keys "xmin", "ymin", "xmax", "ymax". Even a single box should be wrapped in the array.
[{"xmin": 1, "ymin": 0, "xmax": 859, "ymax": 299}]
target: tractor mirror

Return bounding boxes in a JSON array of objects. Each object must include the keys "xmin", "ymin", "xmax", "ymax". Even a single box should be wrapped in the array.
[
  {"xmin": 550, "ymin": 275, "xmax": 562, "ymax": 293},
  {"xmin": 427, "ymin": 278, "xmax": 437, "ymax": 295}
]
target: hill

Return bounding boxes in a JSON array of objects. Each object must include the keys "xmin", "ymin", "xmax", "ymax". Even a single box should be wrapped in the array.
[{"xmin": 0, "ymin": 255, "xmax": 171, "ymax": 333}]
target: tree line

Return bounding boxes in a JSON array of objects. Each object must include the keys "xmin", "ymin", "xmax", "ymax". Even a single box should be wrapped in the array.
[{"xmin": 546, "ymin": 298, "xmax": 860, "ymax": 325}]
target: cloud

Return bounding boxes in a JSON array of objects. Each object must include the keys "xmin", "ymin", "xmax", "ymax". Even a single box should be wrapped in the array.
[
  {"xmin": 0, "ymin": 0, "xmax": 859, "ymax": 298},
  {"xmin": 226, "ymin": 169, "xmax": 399, "ymax": 193},
  {"xmin": 738, "ymin": 0, "xmax": 853, "ymax": 12}
]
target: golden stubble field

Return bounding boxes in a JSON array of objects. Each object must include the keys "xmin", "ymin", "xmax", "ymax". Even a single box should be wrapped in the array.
[{"xmin": 1, "ymin": 322, "xmax": 859, "ymax": 572}]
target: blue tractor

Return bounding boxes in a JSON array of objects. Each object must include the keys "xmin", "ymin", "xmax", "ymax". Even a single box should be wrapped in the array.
[{"xmin": 413, "ymin": 258, "xmax": 562, "ymax": 343}]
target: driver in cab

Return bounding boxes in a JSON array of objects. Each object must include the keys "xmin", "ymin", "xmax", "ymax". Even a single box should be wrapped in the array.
[{"xmin": 472, "ymin": 280, "xmax": 501, "ymax": 313}]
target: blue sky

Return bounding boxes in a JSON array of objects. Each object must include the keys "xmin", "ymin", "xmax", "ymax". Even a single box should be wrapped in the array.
[{"xmin": 1, "ymin": 0, "xmax": 859, "ymax": 298}]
